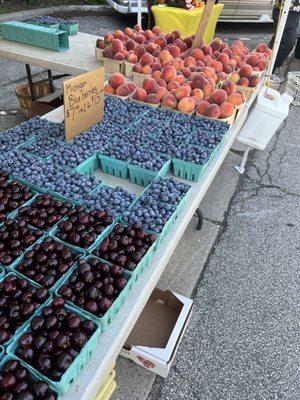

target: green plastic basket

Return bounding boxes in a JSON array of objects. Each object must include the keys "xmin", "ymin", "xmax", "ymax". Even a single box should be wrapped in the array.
[
  {"xmin": 13, "ymin": 175, "xmax": 51, "ymax": 194},
  {"xmin": 127, "ymin": 159, "xmax": 171, "ymax": 187},
  {"xmin": 7, "ymin": 300, "xmax": 101, "ymax": 395},
  {"xmin": 0, "ymin": 21, "xmax": 69, "ymax": 52},
  {"xmin": 172, "ymin": 158, "xmax": 209, "ymax": 182},
  {"xmin": 0, "ymin": 266, "xmax": 4, "ymax": 280},
  {"xmin": 28, "ymin": 20, "xmax": 60, "ymax": 30},
  {"xmin": 75, "ymin": 154, "xmax": 100, "ymax": 176},
  {"xmin": 0, "ymin": 354, "xmax": 61, "ymax": 398},
  {"xmin": 99, "ymin": 154, "xmax": 128, "ymax": 179},
  {"xmin": 55, "ymin": 255, "xmax": 133, "ymax": 332},
  {"xmin": 59, "ymin": 23, "xmax": 79, "ymax": 36},
  {"xmin": 12, "ymin": 236, "xmax": 85, "ymax": 294},
  {"xmin": 0, "ymin": 272, "xmax": 51, "ymax": 347},
  {"xmin": 0, "ymin": 345, "xmax": 4, "ymax": 360}
]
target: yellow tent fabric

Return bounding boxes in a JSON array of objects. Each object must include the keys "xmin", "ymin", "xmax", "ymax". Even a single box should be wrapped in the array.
[{"xmin": 151, "ymin": 3, "xmax": 224, "ymax": 43}]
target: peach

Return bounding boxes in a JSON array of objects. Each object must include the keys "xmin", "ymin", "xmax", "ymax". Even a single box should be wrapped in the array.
[
  {"xmin": 191, "ymin": 73, "xmax": 206, "ymax": 90},
  {"xmin": 211, "ymin": 89, "xmax": 228, "ymax": 105},
  {"xmin": 152, "ymin": 25, "xmax": 161, "ymax": 35},
  {"xmin": 132, "ymin": 63, "xmax": 142, "ymax": 73},
  {"xmin": 96, "ymin": 39, "xmax": 106, "ymax": 49},
  {"xmin": 103, "ymin": 47, "xmax": 115, "ymax": 59},
  {"xmin": 237, "ymin": 77, "xmax": 249, "ymax": 87},
  {"xmin": 104, "ymin": 84, "xmax": 116, "ymax": 94},
  {"xmin": 175, "ymin": 74, "xmax": 186, "ymax": 85},
  {"xmin": 175, "ymin": 39, "xmax": 187, "ymax": 53},
  {"xmin": 175, "ymin": 86, "xmax": 191, "ymax": 101},
  {"xmin": 104, "ymin": 33, "xmax": 114, "ymax": 43},
  {"xmin": 181, "ymin": 68, "xmax": 191, "ymax": 78},
  {"xmin": 141, "ymin": 65, "xmax": 152, "ymax": 74},
  {"xmin": 152, "ymin": 62, "xmax": 162, "ymax": 72},
  {"xmin": 211, "ymin": 39, "xmax": 222, "ymax": 52},
  {"xmin": 228, "ymin": 58, "xmax": 237, "ymax": 70},
  {"xmin": 167, "ymin": 80, "xmax": 180, "ymax": 91},
  {"xmin": 127, "ymin": 53, "xmax": 138, "ymax": 63},
  {"xmin": 208, "ymin": 77, "xmax": 216, "ymax": 86},
  {"xmin": 116, "ymin": 84, "xmax": 131, "ymax": 97},
  {"xmin": 237, "ymin": 90, "xmax": 246, "ymax": 102},
  {"xmin": 222, "ymin": 81, "xmax": 237, "ymax": 96},
  {"xmin": 240, "ymin": 64, "xmax": 253, "ymax": 78},
  {"xmin": 156, "ymin": 85, "xmax": 168, "ymax": 100},
  {"xmin": 165, "ymin": 33, "xmax": 175, "ymax": 44},
  {"xmin": 162, "ymin": 66, "xmax": 177, "ymax": 82},
  {"xmin": 256, "ymin": 43, "xmax": 268, "ymax": 53},
  {"xmin": 196, "ymin": 60, "xmax": 205, "ymax": 68},
  {"xmin": 143, "ymin": 77, "xmax": 157, "ymax": 94},
  {"xmin": 211, "ymin": 60, "xmax": 223, "ymax": 73},
  {"xmin": 257, "ymin": 60, "xmax": 267, "ymax": 71},
  {"xmin": 152, "ymin": 70, "xmax": 162, "ymax": 81},
  {"xmin": 134, "ymin": 24, "xmax": 142, "ymax": 32},
  {"xmin": 223, "ymin": 48, "xmax": 233, "ymax": 59},
  {"xmin": 113, "ymin": 52, "xmax": 125, "ymax": 61},
  {"xmin": 246, "ymin": 54, "xmax": 259, "ymax": 67},
  {"xmin": 124, "ymin": 27, "xmax": 133, "ymax": 37},
  {"xmin": 191, "ymin": 88, "xmax": 204, "ymax": 100},
  {"xmin": 202, "ymin": 67, "xmax": 215, "ymax": 79},
  {"xmin": 203, "ymin": 82, "xmax": 213, "ymax": 97},
  {"xmin": 205, "ymin": 103, "xmax": 221, "ymax": 119},
  {"xmin": 231, "ymin": 45, "xmax": 242, "ymax": 57},
  {"xmin": 155, "ymin": 36, "xmax": 168, "ymax": 49},
  {"xmin": 223, "ymin": 64, "xmax": 233, "ymax": 74},
  {"xmin": 197, "ymin": 100, "xmax": 210, "ymax": 115},
  {"xmin": 217, "ymin": 53, "xmax": 229, "ymax": 65},
  {"xmin": 152, "ymin": 49, "xmax": 160, "ymax": 58},
  {"xmin": 112, "ymin": 39, "xmax": 123, "ymax": 53},
  {"xmin": 159, "ymin": 49, "xmax": 173, "ymax": 63},
  {"xmin": 157, "ymin": 79, "xmax": 167, "ymax": 88},
  {"xmin": 136, "ymin": 34, "xmax": 146, "ymax": 44},
  {"xmin": 216, "ymin": 72, "xmax": 227, "ymax": 82},
  {"xmin": 146, "ymin": 93, "xmax": 160, "ymax": 104},
  {"xmin": 162, "ymin": 93, "xmax": 177, "ymax": 109},
  {"xmin": 127, "ymin": 82, "xmax": 136, "ymax": 93},
  {"xmin": 248, "ymin": 75, "xmax": 259, "ymax": 87},
  {"xmin": 172, "ymin": 30, "xmax": 181, "ymax": 39},
  {"xmin": 183, "ymin": 36, "xmax": 193, "ymax": 49},
  {"xmin": 114, "ymin": 30, "xmax": 124, "ymax": 40},
  {"xmin": 169, "ymin": 45, "xmax": 181, "ymax": 58},
  {"xmin": 173, "ymin": 57, "xmax": 184, "ymax": 71},
  {"xmin": 220, "ymin": 102, "xmax": 234, "ymax": 118},
  {"xmin": 134, "ymin": 45, "xmax": 146, "ymax": 59},
  {"xmin": 109, "ymin": 73, "xmax": 125, "ymax": 89},
  {"xmin": 189, "ymin": 65, "xmax": 198, "ymax": 73},
  {"xmin": 191, "ymin": 48, "xmax": 204, "ymax": 61},
  {"xmin": 201, "ymin": 45, "xmax": 212, "ymax": 55},
  {"xmin": 183, "ymin": 56, "xmax": 196, "ymax": 67},
  {"xmin": 140, "ymin": 53, "xmax": 154, "ymax": 66},
  {"xmin": 144, "ymin": 30, "xmax": 154, "ymax": 40},
  {"xmin": 220, "ymin": 42, "xmax": 229, "ymax": 51},
  {"xmin": 229, "ymin": 72, "xmax": 240, "ymax": 84},
  {"xmin": 228, "ymin": 92, "xmax": 244, "ymax": 106},
  {"xmin": 177, "ymin": 97, "xmax": 195, "ymax": 113},
  {"xmin": 233, "ymin": 39, "xmax": 244, "ymax": 50}
]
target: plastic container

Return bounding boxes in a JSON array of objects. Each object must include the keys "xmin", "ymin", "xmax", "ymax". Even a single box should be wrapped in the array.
[
  {"xmin": 0, "ymin": 272, "xmax": 51, "ymax": 347},
  {"xmin": 237, "ymin": 87, "xmax": 293, "ymax": 150},
  {"xmin": 55, "ymin": 255, "xmax": 132, "ymax": 332},
  {"xmin": 7, "ymin": 301, "xmax": 101, "ymax": 395},
  {"xmin": 0, "ymin": 346, "xmax": 4, "ymax": 360},
  {"xmin": 75, "ymin": 154, "xmax": 100, "ymax": 176},
  {"xmin": 12, "ymin": 236, "xmax": 85, "ymax": 294},
  {"xmin": 127, "ymin": 159, "xmax": 171, "ymax": 187},
  {"xmin": 103, "ymin": 58, "xmax": 125, "ymax": 74},
  {"xmin": 99, "ymin": 154, "xmax": 129, "ymax": 179},
  {"xmin": 0, "ymin": 266, "xmax": 4, "ymax": 280},
  {"xmin": 0, "ymin": 21, "xmax": 69, "ymax": 52},
  {"xmin": 0, "ymin": 354, "xmax": 61, "ymax": 398},
  {"xmin": 172, "ymin": 157, "xmax": 209, "ymax": 182},
  {"xmin": 59, "ymin": 23, "xmax": 79, "ymax": 36}
]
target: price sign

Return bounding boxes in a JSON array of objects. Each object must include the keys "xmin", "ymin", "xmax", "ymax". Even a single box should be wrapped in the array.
[{"xmin": 63, "ymin": 67, "xmax": 104, "ymax": 142}]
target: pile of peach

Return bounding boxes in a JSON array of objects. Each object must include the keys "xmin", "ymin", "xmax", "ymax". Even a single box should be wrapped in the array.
[{"xmin": 96, "ymin": 25, "xmax": 270, "ymax": 82}]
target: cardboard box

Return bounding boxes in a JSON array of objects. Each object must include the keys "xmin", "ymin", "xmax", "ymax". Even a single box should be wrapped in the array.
[{"xmin": 120, "ymin": 288, "xmax": 193, "ymax": 378}]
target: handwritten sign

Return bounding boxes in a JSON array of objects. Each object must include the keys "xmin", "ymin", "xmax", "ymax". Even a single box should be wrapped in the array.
[{"xmin": 63, "ymin": 67, "xmax": 104, "ymax": 142}]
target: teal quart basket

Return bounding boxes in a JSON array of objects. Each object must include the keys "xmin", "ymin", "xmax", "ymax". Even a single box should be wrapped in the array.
[
  {"xmin": 59, "ymin": 23, "xmax": 79, "ymax": 36},
  {"xmin": 99, "ymin": 154, "xmax": 129, "ymax": 179},
  {"xmin": 7, "ymin": 299, "xmax": 101, "ymax": 395},
  {"xmin": 75, "ymin": 154, "xmax": 100, "ymax": 176},
  {"xmin": 0, "ymin": 354, "xmax": 61, "ymax": 398},
  {"xmin": 172, "ymin": 157, "xmax": 209, "ymax": 182},
  {"xmin": 55, "ymin": 255, "xmax": 133, "ymax": 332},
  {"xmin": 127, "ymin": 159, "xmax": 172, "ymax": 187}
]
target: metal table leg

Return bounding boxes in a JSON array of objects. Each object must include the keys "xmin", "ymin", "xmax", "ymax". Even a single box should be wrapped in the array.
[
  {"xmin": 25, "ymin": 64, "xmax": 35, "ymax": 101},
  {"xmin": 195, "ymin": 208, "xmax": 203, "ymax": 231}
]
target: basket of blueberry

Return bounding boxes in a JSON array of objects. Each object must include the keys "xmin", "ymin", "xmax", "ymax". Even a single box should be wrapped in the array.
[{"xmin": 59, "ymin": 19, "xmax": 79, "ymax": 36}]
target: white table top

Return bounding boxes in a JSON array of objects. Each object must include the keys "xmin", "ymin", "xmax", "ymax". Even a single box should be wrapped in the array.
[
  {"xmin": 0, "ymin": 32, "xmax": 101, "ymax": 75},
  {"xmin": 41, "ymin": 81, "xmax": 262, "ymax": 399}
]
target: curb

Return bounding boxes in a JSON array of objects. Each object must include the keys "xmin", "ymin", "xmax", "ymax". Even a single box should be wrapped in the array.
[{"xmin": 0, "ymin": 5, "xmax": 115, "ymax": 22}]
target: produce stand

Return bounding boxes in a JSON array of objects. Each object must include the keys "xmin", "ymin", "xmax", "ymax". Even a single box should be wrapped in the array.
[{"xmin": 32, "ymin": 79, "xmax": 262, "ymax": 400}]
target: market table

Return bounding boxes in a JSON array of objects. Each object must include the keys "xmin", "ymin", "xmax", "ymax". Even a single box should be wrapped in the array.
[
  {"xmin": 40, "ymin": 80, "xmax": 263, "ymax": 400},
  {"xmin": 0, "ymin": 32, "xmax": 100, "ymax": 75}
]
